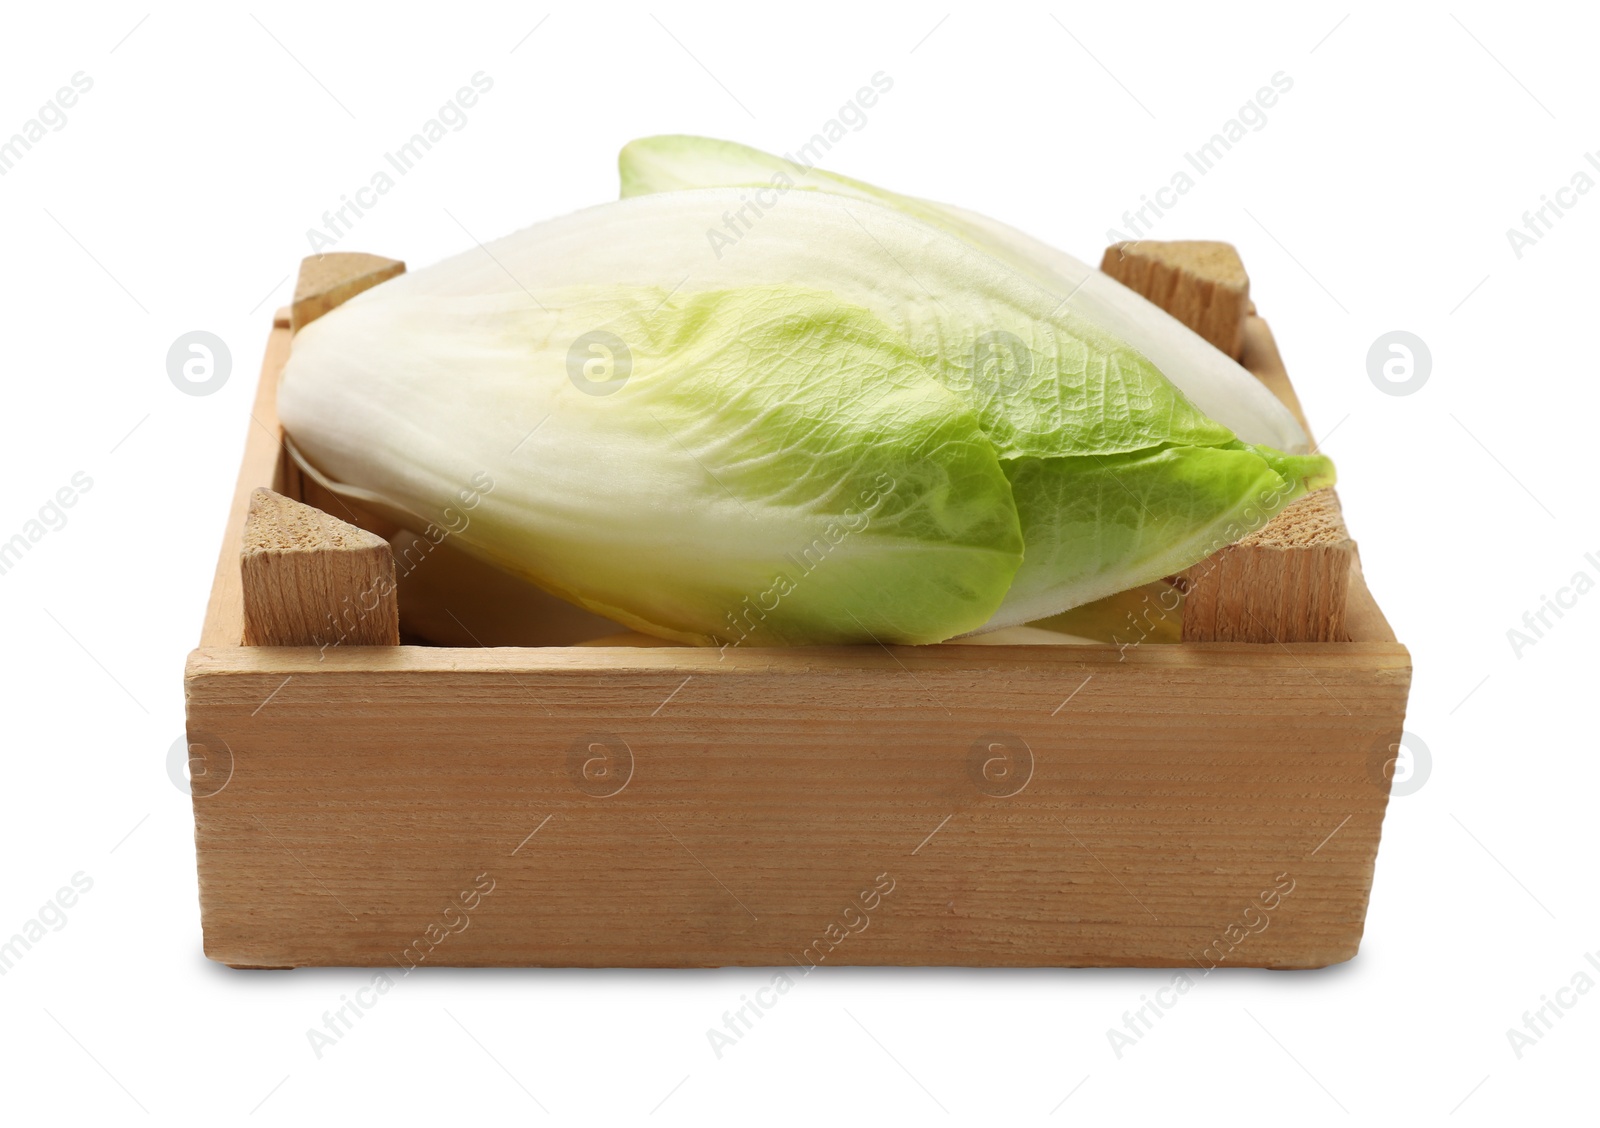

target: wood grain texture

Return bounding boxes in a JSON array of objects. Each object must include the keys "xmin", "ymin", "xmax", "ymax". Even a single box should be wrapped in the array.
[
  {"xmin": 289, "ymin": 252, "xmax": 404, "ymax": 333},
  {"xmin": 1101, "ymin": 240, "xmax": 1250, "ymax": 358},
  {"xmin": 197, "ymin": 323, "xmax": 292, "ymax": 647},
  {"xmin": 1179, "ymin": 490, "xmax": 1355, "ymax": 643},
  {"xmin": 241, "ymin": 488, "xmax": 399, "ymax": 647},
  {"xmin": 1343, "ymin": 564, "xmax": 1397, "ymax": 645},
  {"xmin": 186, "ymin": 642, "xmax": 1408, "ymax": 969}
]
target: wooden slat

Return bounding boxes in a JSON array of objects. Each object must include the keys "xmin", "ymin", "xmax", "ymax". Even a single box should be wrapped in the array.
[
  {"xmin": 1178, "ymin": 489, "xmax": 1355, "ymax": 643},
  {"xmin": 241, "ymin": 488, "xmax": 399, "ymax": 647},
  {"xmin": 289, "ymin": 252, "xmax": 404, "ymax": 333},
  {"xmin": 186, "ymin": 639, "xmax": 1409, "ymax": 969},
  {"xmin": 1101, "ymin": 240, "xmax": 1250, "ymax": 358},
  {"xmin": 198, "ymin": 321, "xmax": 292, "ymax": 647},
  {"xmin": 1343, "ymin": 562, "xmax": 1397, "ymax": 644}
]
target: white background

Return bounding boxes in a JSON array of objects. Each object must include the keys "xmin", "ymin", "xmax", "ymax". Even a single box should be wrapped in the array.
[{"xmin": 1, "ymin": 1, "xmax": 1594, "ymax": 1124}]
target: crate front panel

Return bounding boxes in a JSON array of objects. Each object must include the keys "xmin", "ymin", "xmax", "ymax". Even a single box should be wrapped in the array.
[{"xmin": 186, "ymin": 644, "xmax": 1408, "ymax": 968}]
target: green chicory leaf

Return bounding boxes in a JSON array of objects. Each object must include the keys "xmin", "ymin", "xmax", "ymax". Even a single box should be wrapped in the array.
[{"xmin": 278, "ymin": 159, "xmax": 1333, "ymax": 646}]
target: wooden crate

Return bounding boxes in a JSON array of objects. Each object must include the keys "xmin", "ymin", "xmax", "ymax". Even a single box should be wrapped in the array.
[{"xmin": 183, "ymin": 244, "xmax": 1410, "ymax": 970}]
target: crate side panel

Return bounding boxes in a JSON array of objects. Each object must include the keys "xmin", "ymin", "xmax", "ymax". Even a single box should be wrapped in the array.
[{"xmin": 186, "ymin": 646, "xmax": 1409, "ymax": 968}]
